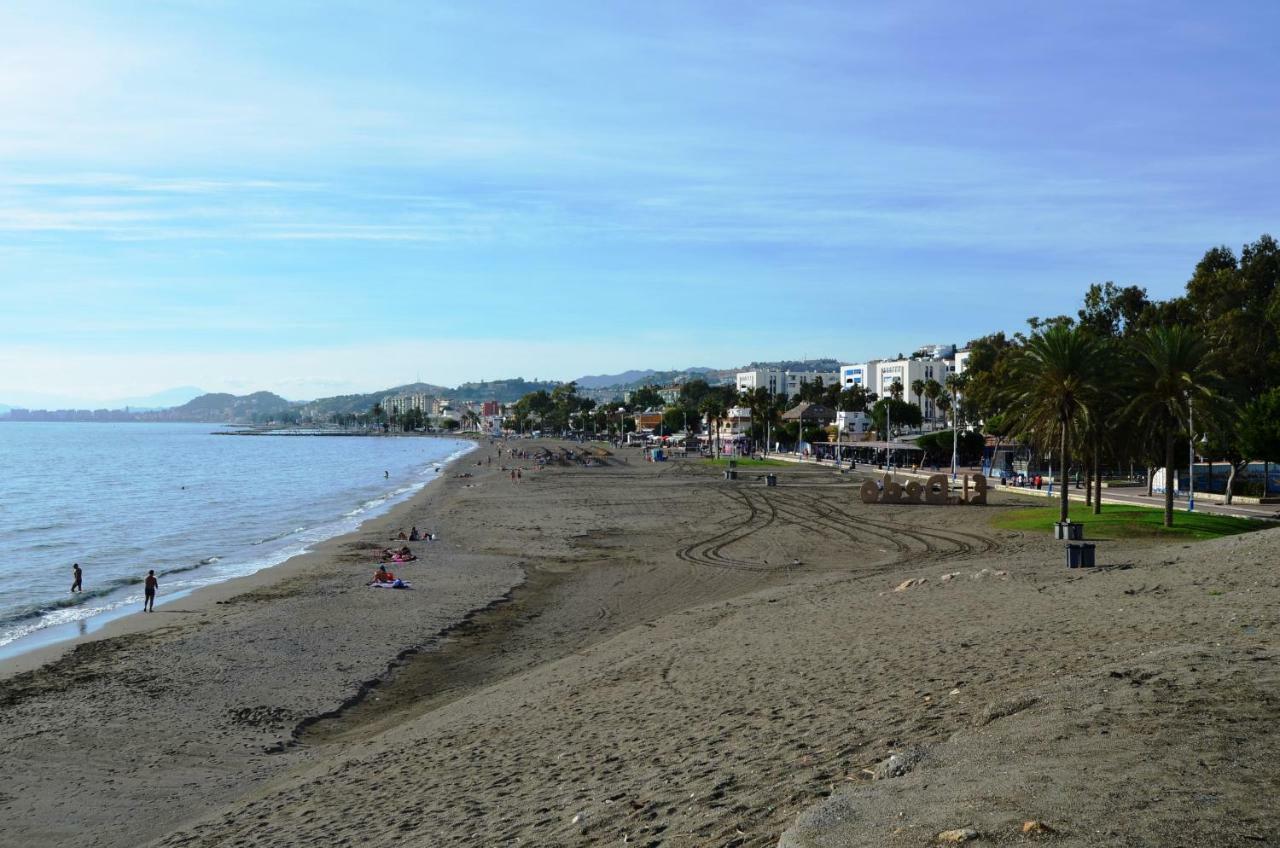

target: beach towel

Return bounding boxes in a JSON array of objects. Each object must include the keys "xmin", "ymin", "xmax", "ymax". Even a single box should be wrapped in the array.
[{"xmin": 369, "ymin": 580, "xmax": 413, "ymax": 589}]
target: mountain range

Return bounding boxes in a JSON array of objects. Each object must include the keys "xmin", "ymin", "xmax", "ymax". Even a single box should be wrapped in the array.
[{"xmin": 1, "ymin": 360, "xmax": 841, "ymax": 423}]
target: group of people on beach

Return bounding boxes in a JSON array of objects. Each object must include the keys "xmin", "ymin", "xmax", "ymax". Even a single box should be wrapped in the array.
[{"xmin": 70, "ymin": 563, "xmax": 159, "ymax": 611}]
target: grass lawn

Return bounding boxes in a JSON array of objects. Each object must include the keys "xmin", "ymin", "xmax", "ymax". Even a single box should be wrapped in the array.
[
  {"xmin": 703, "ymin": 457, "xmax": 792, "ymax": 468},
  {"xmin": 990, "ymin": 501, "xmax": 1266, "ymax": 542}
]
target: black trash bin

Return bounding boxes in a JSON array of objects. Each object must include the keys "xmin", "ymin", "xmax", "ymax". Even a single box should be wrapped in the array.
[
  {"xmin": 724, "ymin": 469, "xmax": 737, "ymax": 481},
  {"xmin": 765, "ymin": 473, "xmax": 777, "ymax": 487},
  {"xmin": 1066, "ymin": 542, "xmax": 1096, "ymax": 568}
]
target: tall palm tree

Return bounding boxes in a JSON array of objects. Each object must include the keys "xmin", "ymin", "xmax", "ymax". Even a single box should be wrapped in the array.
[
  {"xmin": 1125, "ymin": 326, "xmax": 1221, "ymax": 527},
  {"xmin": 1007, "ymin": 324, "xmax": 1100, "ymax": 523},
  {"xmin": 911, "ymin": 378, "xmax": 925, "ymax": 423},
  {"xmin": 699, "ymin": 394, "xmax": 729, "ymax": 459},
  {"xmin": 922, "ymin": 379, "xmax": 943, "ymax": 429},
  {"xmin": 935, "ymin": 393, "xmax": 952, "ymax": 435},
  {"xmin": 889, "ymin": 380, "xmax": 904, "ymax": 402}
]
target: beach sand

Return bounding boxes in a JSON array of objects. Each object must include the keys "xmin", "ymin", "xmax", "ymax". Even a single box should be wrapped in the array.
[{"xmin": 2, "ymin": 441, "xmax": 1277, "ymax": 847}]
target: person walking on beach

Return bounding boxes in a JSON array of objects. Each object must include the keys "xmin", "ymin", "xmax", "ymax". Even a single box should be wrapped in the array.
[
  {"xmin": 143, "ymin": 570, "xmax": 158, "ymax": 612},
  {"xmin": 70, "ymin": 563, "xmax": 82, "ymax": 593}
]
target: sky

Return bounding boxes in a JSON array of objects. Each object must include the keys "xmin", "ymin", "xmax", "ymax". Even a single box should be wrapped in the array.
[{"xmin": 2, "ymin": 1, "xmax": 1278, "ymax": 406}]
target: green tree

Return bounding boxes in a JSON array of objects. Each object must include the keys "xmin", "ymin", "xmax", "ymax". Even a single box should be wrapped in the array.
[
  {"xmin": 922, "ymin": 378, "xmax": 942, "ymax": 428},
  {"xmin": 1236, "ymin": 388, "xmax": 1280, "ymax": 464},
  {"xmin": 1006, "ymin": 324, "xmax": 1100, "ymax": 524},
  {"xmin": 1125, "ymin": 326, "xmax": 1222, "ymax": 528},
  {"xmin": 836, "ymin": 384, "xmax": 869, "ymax": 412},
  {"xmin": 629, "ymin": 385, "xmax": 663, "ymax": 410},
  {"xmin": 869, "ymin": 398, "xmax": 922, "ymax": 436}
]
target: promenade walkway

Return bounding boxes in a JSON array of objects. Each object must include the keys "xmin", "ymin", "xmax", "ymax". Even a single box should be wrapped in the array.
[{"xmin": 753, "ymin": 453, "xmax": 1280, "ymax": 522}]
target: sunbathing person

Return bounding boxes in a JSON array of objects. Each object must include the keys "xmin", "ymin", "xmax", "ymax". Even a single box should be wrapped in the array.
[{"xmin": 371, "ymin": 566, "xmax": 395, "ymax": 584}]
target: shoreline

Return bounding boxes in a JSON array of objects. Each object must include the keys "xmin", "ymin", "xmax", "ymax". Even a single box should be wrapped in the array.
[{"xmin": 0, "ymin": 434, "xmax": 481, "ymax": 679}]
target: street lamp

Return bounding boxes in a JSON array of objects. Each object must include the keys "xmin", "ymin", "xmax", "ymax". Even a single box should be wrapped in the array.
[
  {"xmin": 950, "ymin": 392, "xmax": 960, "ymax": 482},
  {"xmin": 1187, "ymin": 395, "xmax": 1195, "ymax": 513}
]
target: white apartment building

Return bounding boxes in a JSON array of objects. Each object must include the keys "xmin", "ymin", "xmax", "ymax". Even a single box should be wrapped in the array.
[
  {"xmin": 875, "ymin": 358, "xmax": 950, "ymax": 426},
  {"xmin": 736, "ymin": 368, "xmax": 784, "ymax": 395},
  {"xmin": 736, "ymin": 369, "xmax": 838, "ymax": 398},
  {"xmin": 382, "ymin": 392, "xmax": 434, "ymax": 416},
  {"xmin": 953, "ymin": 349, "xmax": 971, "ymax": 376},
  {"xmin": 838, "ymin": 361, "xmax": 881, "ymax": 390},
  {"xmin": 835, "ymin": 410, "xmax": 871, "ymax": 438}
]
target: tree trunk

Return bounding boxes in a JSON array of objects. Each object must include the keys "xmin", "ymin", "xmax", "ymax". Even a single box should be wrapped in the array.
[
  {"xmin": 1147, "ymin": 466, "xmax": 1154, "ymax": 498},
  {"xmin": 1224, "ymin": 460, "xmax": 1244, "ymax": 505},
  {"xmin": 1163, "ymin": 434, "xmax": 1175, "ymax": 528},
  {"xmin": 1059, "ymin": 419, "xmax": 1070, "ymax": 523},
  {"xmin": 1093, "ymin": 449, "xmax": 1102, "ymax": 515},
  {"xmin": 1085, "ymin": 458, "xmax": 1093, "ymax": 506}
]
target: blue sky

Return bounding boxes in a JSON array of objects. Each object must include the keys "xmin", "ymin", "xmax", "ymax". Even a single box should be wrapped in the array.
[{"xmin": 2, "ymin": 1, "xmax": 1277, "ymax": 404}]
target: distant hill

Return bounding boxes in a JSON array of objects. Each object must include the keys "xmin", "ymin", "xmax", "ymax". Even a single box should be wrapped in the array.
[
  {"xmin": 300, "ymin": 378, "xmax": 557, "ymax": 416},
  {"xmin": 154, "ymin": 391, "xmax": 294, "ymax": 422},
  {"xmin": 742, "ymin": 358, "xmax": 842, "ymax": 373},
  {"xmin": 574, "ymin": 367, "xmax": 721, "ymax": 391},
  {"xmin": 302, "ymin": 382, "xmax": 449, "ymax": 416},
  {"xmin": 575, "ymin": 370, "xmax": 659, "ymax": 389},
  {"xmin": 450, "ymin": 378, "xmax": 560, "ymax": 402}
]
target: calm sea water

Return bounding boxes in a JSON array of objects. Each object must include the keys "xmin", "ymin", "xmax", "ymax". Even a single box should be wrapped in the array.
[{"xmin": 0, "ymin": 423, "xmax": 473, "ymax": 658}]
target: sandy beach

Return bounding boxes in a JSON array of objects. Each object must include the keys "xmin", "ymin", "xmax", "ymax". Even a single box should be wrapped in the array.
[{"xmin": 2, "ymin": 440, "xmax": 1277, "ymax": 847}]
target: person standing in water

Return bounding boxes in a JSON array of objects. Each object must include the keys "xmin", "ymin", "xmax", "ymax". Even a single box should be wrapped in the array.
[
  {"xmin": 143, "ymin": 570, "xmax": 158, "ymax": 612},
  {"xmin": 70, "ymin": 563, "xmax": 82, "ymax": 593}
]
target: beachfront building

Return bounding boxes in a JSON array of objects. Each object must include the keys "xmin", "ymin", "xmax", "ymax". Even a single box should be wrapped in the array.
[
  {"xmin": 702, "ymin": 406, "xmax": 752, "ymax": 454},
  {"xmin": 838, "ymin": 360, "xmax": 881, "ymax": 390},
  {"xmin": 736, "ymin": 369, "xmax": 838, "ymax": 399},
  {"xmin": 736, "ymin": 368, "xmax": 785, "ymax": 396},
  {"xmin": 835, "ymin": 410, "xmax": 871, "ymax": 439},
  {"xmin": 874, "ymin": 358, "xmax": 950, "ymax": 427},
  {"xmin": 635, "ymin": 407, "xmax": 665, "ymax": 433},
  {"xmin": 953, "ymin": 349, "xmax": 971, "ymax": 376},
  {"xmin": 382, "ymin": 392, "xmax": 434, "ymax": 416}
]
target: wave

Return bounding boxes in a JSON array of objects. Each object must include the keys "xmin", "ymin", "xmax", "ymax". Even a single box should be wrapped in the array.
[{"xmin": 0, "ymin": 575, "xmax": 141, "ymax": 628}]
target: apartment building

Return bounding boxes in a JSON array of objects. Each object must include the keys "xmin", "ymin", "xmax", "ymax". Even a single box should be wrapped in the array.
[{"xmin": 736, "ymin": 369, "xmax": 838, "ymax": 398}]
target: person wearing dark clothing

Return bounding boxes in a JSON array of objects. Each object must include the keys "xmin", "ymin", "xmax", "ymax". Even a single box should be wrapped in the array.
[
  {"xmin": 71, "ymin": 563, "xmax": 82, "ymax": 593},
  {"xmin": 143, "ymin": 570, "xmax": 158, "ymax": 612}
]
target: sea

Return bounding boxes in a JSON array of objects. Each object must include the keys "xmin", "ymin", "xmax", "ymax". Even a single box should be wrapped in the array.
[{"xmin": 0, "ymin": 422, "xmax": 473, "ymax": 661}]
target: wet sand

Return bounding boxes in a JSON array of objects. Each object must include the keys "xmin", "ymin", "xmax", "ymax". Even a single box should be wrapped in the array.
[{"xmin": 2, "ymin": 441, "xmax": 1277, "ymax": 847}]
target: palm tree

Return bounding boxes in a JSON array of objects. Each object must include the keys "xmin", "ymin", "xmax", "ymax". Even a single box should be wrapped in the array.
[
  {"xmin": 699, "ymin": 394, "xmax": 729, "ymax": 459},
  {"xmin": 889, "ymin": 380, "xmax": 904, "ymax": 402},
  {"xmin": 935, "ymin": 393, "xmax": 952, "ymax": 442},
  {"xmin": 1007, "ymin": 324, "xmax": 1100, "ymax": 524},
  {"xmin": 911, "ymin": 378, "xmax": 925, "ymax": 422},
  {"xmin": 922, "ymin": 378, "xmax": 943, "ymax": 429},
  {"xmin": 1125, "ymin": 326, "xmax": 1221, "ymax": 527}
]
